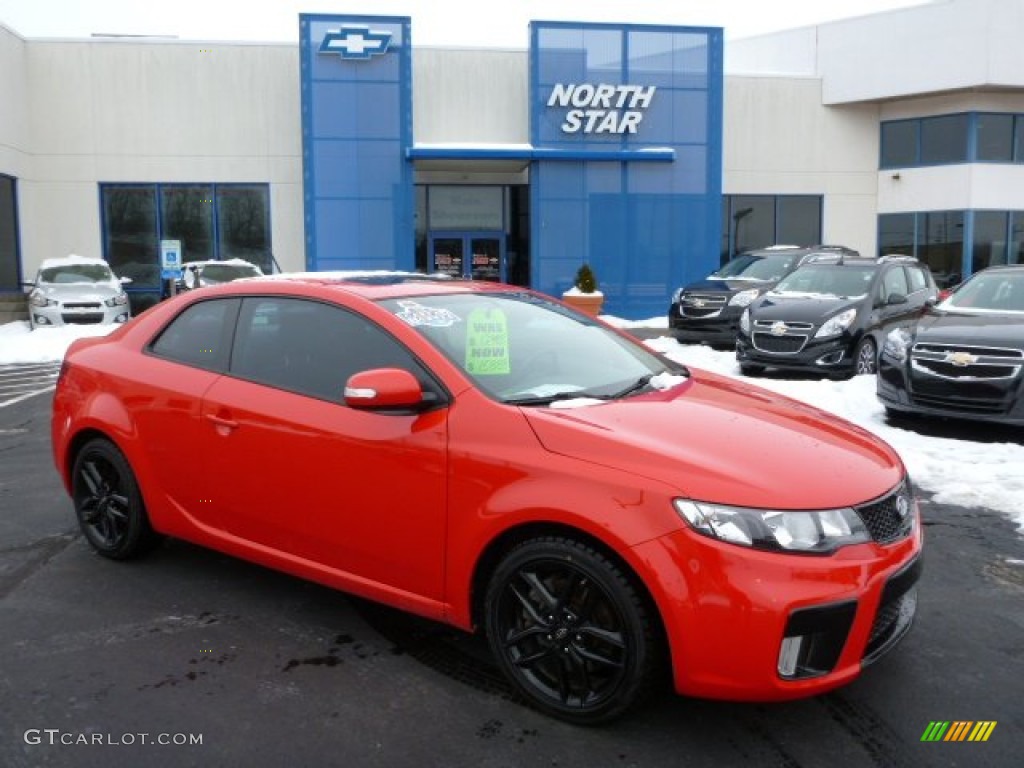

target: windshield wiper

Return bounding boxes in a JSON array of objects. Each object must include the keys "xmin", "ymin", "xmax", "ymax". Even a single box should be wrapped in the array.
[
  {"xmin": 609, "ymin": 373, "xmax": 658, "ymax": 400},
  {"xmin": 503, "ymin": 391, "xmax": 609, "ymax": 407}
]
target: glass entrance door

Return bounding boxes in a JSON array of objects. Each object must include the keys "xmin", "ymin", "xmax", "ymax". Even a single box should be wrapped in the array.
[{"xmin": 429, "ymin": 231, "xmax": 505, "ymax": 281}]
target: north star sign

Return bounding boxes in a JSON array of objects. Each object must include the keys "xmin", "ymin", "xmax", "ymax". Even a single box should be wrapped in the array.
[
  {"xmin": 319, "ymin": 25, "xmax": 392, "ymax": 59},
  {"xmin": 547, "ymin": 83, "xmax": 657, "ymax": 135}
]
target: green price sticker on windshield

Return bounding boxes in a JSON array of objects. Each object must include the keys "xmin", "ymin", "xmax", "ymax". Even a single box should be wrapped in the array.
[{"xmin": 465, "ymin": 309, "xmax": 510, "ymax": 375}]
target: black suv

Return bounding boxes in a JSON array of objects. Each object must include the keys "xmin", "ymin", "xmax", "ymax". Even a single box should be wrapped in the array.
[
  {"xmin": 878, "ymin": 264, "xmax": 1024, "ymax": 425},
  {"xmin": 736, "ymin": 255, "xmax": 939, "ymax": 378},
  {"xmin": 668, "ymin": 245, "xmax": 859, "ymax": 347}
]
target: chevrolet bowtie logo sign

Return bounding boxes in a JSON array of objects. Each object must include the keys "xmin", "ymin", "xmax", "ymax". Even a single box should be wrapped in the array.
[
  {"xmin": 944, "ymin": 351, "xmax": 978, "ymax": 367},
  {"xmin": 319, "ymin": 26, "xmax": 392, "ymax": 60}
]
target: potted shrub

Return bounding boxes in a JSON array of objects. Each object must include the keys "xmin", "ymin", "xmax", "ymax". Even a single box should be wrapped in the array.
[{"xmin": 561, "ymin": 263, "xmax": 604, "ymax": 316}]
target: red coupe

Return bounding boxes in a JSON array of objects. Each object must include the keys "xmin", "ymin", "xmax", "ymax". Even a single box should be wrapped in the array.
[{"xmin": 52, "ymin": 274, "xmax": 922, "ymax": 724}]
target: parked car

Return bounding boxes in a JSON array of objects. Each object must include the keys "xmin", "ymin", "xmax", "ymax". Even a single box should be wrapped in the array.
[
  {"xmin": 668, "ymin": 245, "xmax": 859, "ymax": 347},
  {"xmin": 178, "ymin": 259, "xmax": 264, "ymax": 291},
  {"xmin": 27, "ymin": 255, "xmax": 131, "ymax": 330},
  {"xmin": 736, "ymin": 255, "xmax": 938, "ymax": 378},
  {"xmin": 878, "ymin": 264, "xmax": 1024, "ymax": 424},
  {"xmin": 52, "ymin": 274, "xmax": 921, "ymax": 724}
]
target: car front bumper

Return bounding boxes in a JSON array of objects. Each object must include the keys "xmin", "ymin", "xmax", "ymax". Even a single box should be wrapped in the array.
[
  {"xmin": 31, "ymin": 302, "xmax": 129, "ymax": 328},
  {"xmin": 736, "ymin": 332, "xmax": 857, "ymax": 375},
  {"xmin": 633, "ymin": 511, "xmax": 922, "ymax": 701},
  {"xmin": 669, "ymin": 304, "xmax": 743, "ymax": 345}
]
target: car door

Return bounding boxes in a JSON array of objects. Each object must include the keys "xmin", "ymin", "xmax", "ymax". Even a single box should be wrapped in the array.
[
  {"xmin": 873, "ymin": 265, "xmax": 921, "ymax": 338},
  {"xmin": 200, "ymin": 296, "xmax": 449, "ymax": 600}
]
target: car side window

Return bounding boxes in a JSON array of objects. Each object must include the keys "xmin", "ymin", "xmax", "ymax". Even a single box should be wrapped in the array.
[
  {"xmin": 906, "ymin": 266, "xmax": 927, "ymax": 294},
  {"xmin": 149, "ymin": 298, "xmax": 239, "ymax": 372},
  {"xmin": 880, "ymin": 267, "xmax": 910, "ymax": 303},
  {"xmin": 230, "ymin": 297, "xmax": 443, "ymax": 404}
]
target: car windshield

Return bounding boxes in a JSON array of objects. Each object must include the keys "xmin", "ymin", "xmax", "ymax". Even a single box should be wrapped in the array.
[
  {"xmin": 381, "ymin": 292, "xmax": 685, "ymax": 405},
  {"xmin": 711, "ymin": 253, "xmax": 797, "ymax": 281},
  {"xmin": 201, "ymin": 263, "xmax": 262, "ymax": 283},
  {"xmin": 39, "ymin": 264, "xmax": 113, "ymax": 284},
  {"xmin": 941, "ymin": 271, "xmax": 1024, "ymax": 313},
  {"xmin": 772, "ymin": 265, "xmax": 874, "ymax": 298}
]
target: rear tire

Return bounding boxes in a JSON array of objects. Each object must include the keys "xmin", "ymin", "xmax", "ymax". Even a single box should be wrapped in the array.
[
  {"xmin": 72, "ymin": 438, "xmax": 162, "ymax": 560},
  {"xmin": 484, "ymin": 537, "xmax": 662, "ymax": 725}
]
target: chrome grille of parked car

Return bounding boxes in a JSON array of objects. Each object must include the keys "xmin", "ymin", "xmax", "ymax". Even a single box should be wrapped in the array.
[
  {"xmin": 681, "ymin": 293, "xmax": 727, "ymax": 318},
  {"xmin": 751, "ymin": 320, "xmax": 812, "ymax": 354},
  {"xmin": 911, "ymin": 343, "xmax": 1023, "ymax": 381},
  {"xmin": 855, "ymin": 483, "xmax": 914, "ymax": 544}
]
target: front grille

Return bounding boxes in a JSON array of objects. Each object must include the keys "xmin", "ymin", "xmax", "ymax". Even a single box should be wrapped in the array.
[
  {"xmin": 864, "ymin": 557, "xmax": 922, "ymax": 664},
  {"xmin": 752, "ymin": 333, "xmax": 807, "ymax": 354},
  {"xmin": 909, "ymin": 392, "xmax": 1009, "ymax": 415},
  {"xmin": 855, "ymin": 483, "xmax": 914, "ymax": 544},
  {"xmin": 681, "ymin": 293, "xmax": 727, "ymax": 319},
  {"xmin": 911, "ymin": 342, "xmax": 1023, "ymax": 381},
  {"xmin": 61, "ymin": 313, "xmax": 105, "ymax": 325},
  {"xmin": 62, "ymin": 302, "xmax": 102, "ymax": 310}
]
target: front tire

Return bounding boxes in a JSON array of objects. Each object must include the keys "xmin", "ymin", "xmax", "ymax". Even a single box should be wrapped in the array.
[
  {"xmin": 72, "ymin": 438, "xmax": 161, "ymax": 560},
  {"xmin": 854, "ymin": 337, "xmax": 878, "ymax": 375},
  {"xmin": 484, "ymin": 537, "xmax": 661, "ymax": 725}
]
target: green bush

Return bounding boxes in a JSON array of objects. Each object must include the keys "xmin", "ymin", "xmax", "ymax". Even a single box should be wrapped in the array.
[{"xmin": 574, "ymin": 263, "xmax": 597, "ymax": 293}]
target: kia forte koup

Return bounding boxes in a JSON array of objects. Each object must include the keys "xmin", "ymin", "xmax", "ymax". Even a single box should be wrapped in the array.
[{"xmin": 52, "ymin": 274, "xmax": 922, "ymax": 724}]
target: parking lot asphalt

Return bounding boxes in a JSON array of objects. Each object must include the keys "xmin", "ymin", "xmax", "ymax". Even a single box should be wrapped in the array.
[{"xmin": 1, "ymin": 388, "xmax": 1022, "ymax": 768}]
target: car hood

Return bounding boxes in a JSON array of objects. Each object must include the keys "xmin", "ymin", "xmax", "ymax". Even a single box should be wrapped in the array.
[
  {"xmin": 683, "ymin": 277, "xmax": 771, "ymax": 294},
  {"xmin": 522, "ymin": 370, "xmax": 902, "ymax": 510},
  {"xmin": 35, "ymin": 282, "xmax": 122, "ymax": 300},
  {"xmin": 915, "ymin": 309, "xmax": 1024, "ymax": 347},
  {"xmin": 752, "ymin": 293, "xmax": 861, "ymax": 323}
]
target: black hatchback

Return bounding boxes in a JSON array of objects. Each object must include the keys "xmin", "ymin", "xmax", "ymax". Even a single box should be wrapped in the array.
[
  {"xmin": 878, "ymin": 265, "xmax": 1024, "ymax": 424},
  {"xmin": 736, "ymin": 256, "xmax": 938, "ymax": 378},
  {"xmin": 668, "ymin": 245, "xmax": 858, "ymax": 347}
]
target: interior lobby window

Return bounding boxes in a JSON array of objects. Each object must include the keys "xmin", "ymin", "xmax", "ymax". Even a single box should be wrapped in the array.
[
  {"xmin": 972, "ymin": 211, "xmax": 1009, "ymax": 272},
  {"xmin": 722, "ymin": 195, "xmax": 822, "ymax": 263},
  {"xmin": 102, "ymin": 183, "xmax": 271, "ymax": 311},
  {"xmin": 878, "ymin": 213, "xmax": 915, "ymax": 258},
  {"xmin": 920, "ymin": 210, "xmax": 964, "ymax": 288},
  {"xmin": 0, "ymin": 174, "xmax": 19, "ymax": 292}
]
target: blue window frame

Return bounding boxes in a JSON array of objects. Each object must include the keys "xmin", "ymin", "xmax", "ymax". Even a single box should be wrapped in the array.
[{"xmin": 881, "ymin": 111, "xmax": 1024, "ymax": 168}]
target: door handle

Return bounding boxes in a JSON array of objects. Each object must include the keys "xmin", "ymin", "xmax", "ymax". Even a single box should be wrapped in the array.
[{"xmin": 205, "ymin": 413, "xmax": 239, "ymax": 431}]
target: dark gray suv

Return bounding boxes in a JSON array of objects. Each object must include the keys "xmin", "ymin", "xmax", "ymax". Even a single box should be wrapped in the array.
[{"xmin": 668, "ymin": 245, "xmax": 859, "ymax": 347}]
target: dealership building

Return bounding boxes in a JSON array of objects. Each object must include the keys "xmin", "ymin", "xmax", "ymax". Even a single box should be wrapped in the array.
[{"xmin": 2, "ymin": 0, "xmax": 1023, "ymax": 318}]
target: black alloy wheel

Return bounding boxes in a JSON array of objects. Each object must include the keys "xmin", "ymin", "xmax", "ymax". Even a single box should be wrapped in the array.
[
  {"xmin": 485, "ymin": 537, "xmax": 661, "ymax": 725},
  {"xmin": 72, "ymin": 438, "xmax": 161, "ymax": 560},
  {"xmin": 855, "ymin": 337, "xmax": 878, "ymax": 375}
]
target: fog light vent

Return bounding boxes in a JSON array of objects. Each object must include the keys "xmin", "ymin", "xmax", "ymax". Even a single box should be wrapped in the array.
[{"xmin": 778, "ymin": 601, "xmax": 857, "ymax": 680}]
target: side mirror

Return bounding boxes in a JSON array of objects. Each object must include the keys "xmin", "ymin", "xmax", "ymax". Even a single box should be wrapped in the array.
[
  {"xmin": 344, "ymin": 368, "xmax": 425, "ymax": 411},
  {"xmin": 886, "ymin": 293, "xmax": 908, "ymax": 306}
]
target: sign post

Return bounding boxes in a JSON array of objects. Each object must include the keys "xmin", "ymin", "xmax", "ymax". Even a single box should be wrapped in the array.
[{"xmin": 160, "ymin": 240, "xmax": 183, "ymax": 298}]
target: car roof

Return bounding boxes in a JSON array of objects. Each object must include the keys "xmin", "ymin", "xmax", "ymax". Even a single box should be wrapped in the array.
[
  {"xmin": 221, "ymin": 271, "xmax": 514, "ymax": 301},
  {"xmin": 39, "ymin": 255, "xmax": 110, "ymax": 269}
]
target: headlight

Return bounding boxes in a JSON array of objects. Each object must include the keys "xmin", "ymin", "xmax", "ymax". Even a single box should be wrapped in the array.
[
  {"xmin": 670, "ymin": 288, "xmax": 683, "ymax": 304},
  {"xmin": 739, "ymin": 308, "xmax": 751, "ymax": 334},
  {"xmin": 814, "ymin": 308, "xmax": 857, "ymax": 339},
  {"xmin": 105, "ymin": 293, "xmax": 129, "ymax": 307},
  {"xmin": 29, "ymin": 292, "xmax": 56, "ymax": 308},
  {"xmin": 674, "ymin": 499, "xmax": 871, "ymax": 554},
  {"xmin": 729, "ymin": 288, "xmax": 760, "ymax": 307},
  {"xmin": 882, "ymin": 328, "xmax": 912, "ymax": 363}
]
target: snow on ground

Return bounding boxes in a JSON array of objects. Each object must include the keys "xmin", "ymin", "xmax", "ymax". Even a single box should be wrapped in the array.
[{"xmin": 2, "ymin": 315, "xmax": 1021, "ymax": 530}]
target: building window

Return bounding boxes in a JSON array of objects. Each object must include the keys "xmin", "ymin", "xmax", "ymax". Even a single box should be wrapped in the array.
[
  {"xmin": 880, "ymin": 121, "xmax": 918, "ymax": 168},
  {"xmin": 920, "ymin": 114, "xmax": 969, "ymax": 165},
  {"xmin": 879, "ymin": 213, "xmax": 916, "ymax": 258},
  {"xmin": 0, "ymin": 174, "xmax": 20, "ymax": 292},
  {"xmin": 972, "ymin": 211, "xmax": 1009, "ymax": 272},
  {"xmin": 976, "ymin": 114, "xmax": 1014, "ymax": 162},
  {"xmin": 101, "ymin": 183, "xmax": 271, "ymax": 313},
  {"xmin": 721, "ymin": 195, "xmax": 822, "ymax": 263}
]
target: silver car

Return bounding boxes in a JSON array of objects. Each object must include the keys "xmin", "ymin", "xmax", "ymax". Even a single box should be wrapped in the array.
[{"xmin": 28, "ymin": 256, "xmax": 131, "ymax": 330}]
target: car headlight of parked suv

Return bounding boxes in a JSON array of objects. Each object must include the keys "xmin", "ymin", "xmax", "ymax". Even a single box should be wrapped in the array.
[
  {"xmin": 740, "ymin": 307, "xmax": 751, "ymax": 334},
  {"xmin": 674, "ymin": 499, "xmax": 872, "ymax": 554},
  {"xmin": 29, "ymin": 292, "xmax": 57, "ymax": 308},
  {"xmin": 104, "ymin": 293, "xmax": 129, "ymax": 308},
  {"xmin": 814, "ymin": 307, "xmax": 858, "ymax": 339},
  {"xmin": 882, "ymin": 328, "xmax": 912, "ymax": 363},
  {"xmin": 670, "ymin": 287, "xmax": 683, "ymax": 304},
  {"xmin": 729, "ymin": 288, "xmax": 762, "ymax": 307}
]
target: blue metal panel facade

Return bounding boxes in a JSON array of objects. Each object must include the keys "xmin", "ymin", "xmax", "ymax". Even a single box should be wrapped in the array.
[
  {"xmin": 300, "ymin": 15, "xmax": 413, "ymax": 272},
  {"xmin": 531, "ymin": 22, "xmax": 723, "ymax": 318}
]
